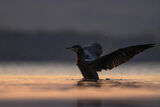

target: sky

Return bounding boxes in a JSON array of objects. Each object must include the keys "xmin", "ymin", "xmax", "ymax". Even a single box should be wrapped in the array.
[{"xmin": 0, "ymin": 0, "xmax": 160, "ymax": 36}]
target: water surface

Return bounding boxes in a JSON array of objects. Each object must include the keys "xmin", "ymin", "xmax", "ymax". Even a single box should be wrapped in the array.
[{"xmin": 0, "ymin": 62, "xmax": 160, "ymax": 107}]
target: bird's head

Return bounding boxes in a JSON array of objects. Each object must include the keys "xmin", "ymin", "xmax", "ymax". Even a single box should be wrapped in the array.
[{"xmin": 66, "ymin": 45, "xmax": 83, "ymax": 54}]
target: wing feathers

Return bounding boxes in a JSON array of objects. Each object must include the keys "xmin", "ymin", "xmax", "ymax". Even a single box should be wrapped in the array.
[
  {"xmin": 83, "ymin": 43, "xmax": 103, "ymax": 60},
  {"xmin": 90, "ymin": 44, "xmax": 155, "ymax": 71}
]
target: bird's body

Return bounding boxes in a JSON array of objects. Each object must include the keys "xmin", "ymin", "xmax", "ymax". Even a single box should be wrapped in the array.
[
  {"xmin": 75, "ymin": 46, "xmax": 99, "ymax": 80},
  {"xmin": 67, "ymin": 43, "xmax": 155, "ymax": 80}
]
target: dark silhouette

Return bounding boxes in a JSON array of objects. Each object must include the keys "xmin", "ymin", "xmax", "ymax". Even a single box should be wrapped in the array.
[{"xmin": 67, "ymin": 43, "xmax": 155, "ymax": 80}]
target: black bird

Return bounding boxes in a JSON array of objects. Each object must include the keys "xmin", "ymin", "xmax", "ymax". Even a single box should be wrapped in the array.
[{"xmin": 66, "ymin": 43, "xmax": 155, "ymax": 80}]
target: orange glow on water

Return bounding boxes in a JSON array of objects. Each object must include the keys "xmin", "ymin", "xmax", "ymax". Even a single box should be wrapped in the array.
[
  {"xmin": 0, "ymin": 75, "xmax": 160, "ymax": 100},
  {"xmin": 0, "ymin": 62, "xmax": 159, "ymax": 107}
]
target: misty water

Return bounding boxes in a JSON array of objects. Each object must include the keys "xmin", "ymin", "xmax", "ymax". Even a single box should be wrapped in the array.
[{"xmin": 0, "ymin": 62, "xmax": 160, "ymax": 107}]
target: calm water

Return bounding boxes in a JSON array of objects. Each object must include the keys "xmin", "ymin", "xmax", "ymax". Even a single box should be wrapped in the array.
[
  {"xmin": 0, "ymin": 62, "xmax": 159, "ymax": 76},
  {"xmin": 0, "ymin": 62, "xmax": 160, "ymax": 107}
]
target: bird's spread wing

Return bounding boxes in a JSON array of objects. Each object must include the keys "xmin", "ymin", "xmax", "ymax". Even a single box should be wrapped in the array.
[
  {"xmin": 83, "ymin": 43, "xmax": 103, "ymax": 61},
  {"xmin": 89, "ymin": 44, "xmax": 155, "ymax": 71}
]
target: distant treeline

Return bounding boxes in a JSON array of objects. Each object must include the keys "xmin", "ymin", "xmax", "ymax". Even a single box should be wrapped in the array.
[{"xmin": 0, "ymin": 29, "xmax": 159, "ymax": 62}]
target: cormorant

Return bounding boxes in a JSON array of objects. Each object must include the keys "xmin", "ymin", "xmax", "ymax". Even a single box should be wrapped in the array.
[{"xmin": 66, "ymin": 43, "xmax": 155, "ymax": 80}]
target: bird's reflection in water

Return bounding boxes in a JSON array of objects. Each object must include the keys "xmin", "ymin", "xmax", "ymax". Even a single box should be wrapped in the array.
[
  {"xmin": 76, "ymin": 79, "xmax": 141, "ymax": 107},
  {"xmin": 76, "ymin": 80, "xmax": 103, "ymax": 107},
  {"xmin": 77, "ymin": 79, "xmax": 103, "ymax": 88},
  {"xmin": 76, "ymin": 79, "xmax": 140, "ymax": 88}
]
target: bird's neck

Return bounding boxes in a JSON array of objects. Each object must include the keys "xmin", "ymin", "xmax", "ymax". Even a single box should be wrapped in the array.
[{"xmin": 76, "ymin": 51, "xmax": 85, "ymax": 65}]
